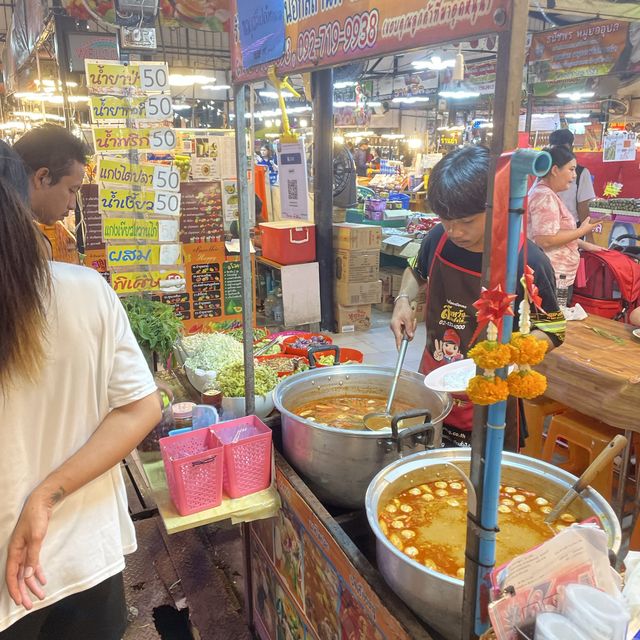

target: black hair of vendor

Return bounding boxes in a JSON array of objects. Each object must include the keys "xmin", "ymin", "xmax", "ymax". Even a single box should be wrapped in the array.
[
  {"xmin": 542, "ymin": 145, "xmax": 576, "ymax": 176},
  {"xmin": 427, "ymin": 145, "xmax": 490, "ymax": 220}
]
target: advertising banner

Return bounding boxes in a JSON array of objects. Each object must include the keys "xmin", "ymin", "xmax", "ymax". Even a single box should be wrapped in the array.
[
  {"xmin": 230, "ymin": 0, "xmax": 512, "ymax": 83},
  {"xmin": 528, "ymin": 19, "xmax": 629, "ymax": 85}
]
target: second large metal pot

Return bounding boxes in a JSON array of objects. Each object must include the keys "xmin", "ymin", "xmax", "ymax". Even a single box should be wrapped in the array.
[
  {"xmin": 273, "ymin": 364, "xmax": 453, "ymax": 508},
  {"xmin": 365, "ymin": 449, "xmax": 622, "ymax": 640}
]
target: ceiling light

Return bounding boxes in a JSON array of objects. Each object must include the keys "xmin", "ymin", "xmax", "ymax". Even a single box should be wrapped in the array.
[
  {"xmin": 439, "ymin": 88, "xmax": 480, "ymax": 99},
  {"xmin": 172, "ymin": 103, "xmax": 191, "ymax": 111},
  {"xmin": 203, "ymin": 84, "xmax": 230, "ymax": 90},
  {"xmin": 12, "ymin": 110, "xmax": 65, "ymax": 122},
  {"xmin": 412, "ymin": 55, "xmax": 455, "ymax": 71},
  {"xmin": 0, "ymin": 121, "xmax": 28, "ymax": 130},
  {"xmin": 564, "ymin": 112, "xmax": 590, "ymax": 119},
  {"xmin": 169, "ymin": 73, "xmax": 216, "ymax": 87},
  {"xmin": 334, "ymin": 81, "xmax": 357, "ymax": 89},
  {"xmin": 381, "ymin": 133, "xmax": 405, "ymax": 139},
  {"xmin": 334, "ymin": 101, "xmax": 357, "ymax": 108},
  {"xmin": 408, "ymin": 138, "xmax": 423, "ymax": 149},
  {"xmin": 392, "ymin": 96, "xmax": 430, "ymax": 104},
  {"xmin": 344, "ymin": 130, "xmax": 374, "ymax": 138},
  {"xmin": 557, "ymin": 91, "xmax": 595, "ymax": 101},
  {"xmin": 333, "ymin": 135, "xmax": 345, "ymax": 144},
  {"xmin": 299, "ymin": 119, "xmax": 308, "ymax": 127},
  {"xmin": 265, "ymin": 119, "xmax": 273, "ymax": 127},
  {"xmin": 260, "ymin": 90, "xmax": 294, "ymax": 99}
]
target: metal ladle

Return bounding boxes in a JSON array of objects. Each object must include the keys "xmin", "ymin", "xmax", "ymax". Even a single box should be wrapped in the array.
[{"xmin": 363, "ymin": 332, "xmax": 410, "ymax": 431}]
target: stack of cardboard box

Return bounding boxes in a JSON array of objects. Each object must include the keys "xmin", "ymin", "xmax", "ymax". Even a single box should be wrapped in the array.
[
  {"xmin": 377, "ymin": 264, "xmax": 427, "ymax": 317},
  {"xmin": 333, "ymin": 223, "xmax": 382, "ymax": 333}
]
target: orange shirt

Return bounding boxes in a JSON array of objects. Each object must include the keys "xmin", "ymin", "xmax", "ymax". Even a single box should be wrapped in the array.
[{"xmin": 36, "ymin": 221, "xmax": 80, "ymax": 264}]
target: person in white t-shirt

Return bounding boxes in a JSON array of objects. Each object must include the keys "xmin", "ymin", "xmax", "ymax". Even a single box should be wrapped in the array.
[
  {"xmin": 0, "ymin": 141, "xmax": 161, "ymax": 639},
  {"xmin": 548, "ymin": 128, "xmax": 596, "ymax": 225}
]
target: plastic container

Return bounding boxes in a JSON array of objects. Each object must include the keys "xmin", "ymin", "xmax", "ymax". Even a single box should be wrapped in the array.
[
  {"xmin": 365, "ymin": 197, "xmax": 387, "ymax": 220},
  {"xmin": 211, "ymin": 416, "xmax": 273, "ymax": 498},
  {"xmin": 260, "ymin": 221, "xmax": 316, "ymax": 265},
  {"xmin": 282, "ymin": 332, "xmax": 333, "ymax": 357},
  {"xmin": 311, "ymin": 347, "xmax": 364, "ymax": 367},
  {"xmin": 534, "ymin": 612, "xmax": 583, "ymax": 639},
  {"xmin": 389, "ymin": 192, "xmax": 410, "ymax": 209},
  {"xmin": 562, "ymin": 584, "xmax": 630, "ymax": 640},
  {"xmin": 256, "ymin": 354, "xmax": 308, "ymax": 378},
  {"xmin": 168, "ymin": 404, "xmax": 219, "ymax": 436},
  {"xmin": 159, "ymin": 429, "xmax": 224, "ymax": 516}
]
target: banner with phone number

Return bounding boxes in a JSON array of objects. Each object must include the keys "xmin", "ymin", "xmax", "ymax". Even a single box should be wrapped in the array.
[{"xmin": 230, "ymin": 0, "xmax": 511, "ymax": 82}]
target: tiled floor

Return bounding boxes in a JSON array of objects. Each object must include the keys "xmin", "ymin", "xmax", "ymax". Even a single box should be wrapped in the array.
[{"xmin": 328, "ymin": 309, "xmax": 426, "ymax": 371}]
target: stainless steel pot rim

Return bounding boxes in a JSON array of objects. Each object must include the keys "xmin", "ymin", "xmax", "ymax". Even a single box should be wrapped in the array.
[
  {"xmin": 365, "ymin": 449, "xmax": 622, "ymax": 586},
  {"xmin": 274, "ymin": 364, "xmax": 453, "ymax": 437}
]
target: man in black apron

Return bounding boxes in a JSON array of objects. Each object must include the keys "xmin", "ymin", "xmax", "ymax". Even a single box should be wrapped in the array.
[{"xmin": 390, "ymin": 146, "xmax": 565, "ymax": 450}]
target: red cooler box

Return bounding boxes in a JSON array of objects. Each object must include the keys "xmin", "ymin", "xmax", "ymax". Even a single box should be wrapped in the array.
[{"xmin": 260, "ymin": 221, "xmax": 316, "ymax": 265}]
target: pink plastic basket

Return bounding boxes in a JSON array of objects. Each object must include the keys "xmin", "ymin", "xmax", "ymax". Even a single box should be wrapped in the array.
[
  {"xmin": 159, "ymin": 429, "xmax": 224, "ymax": 516},
  {"xmin": 210, "ymin": 416, "xmax": 272, "ymax": 499}
]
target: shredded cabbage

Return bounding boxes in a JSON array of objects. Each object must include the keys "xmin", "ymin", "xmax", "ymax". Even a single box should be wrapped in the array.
[{"xmin": 183, "ymin": 333, "xmax": 244, "ymax": 372}]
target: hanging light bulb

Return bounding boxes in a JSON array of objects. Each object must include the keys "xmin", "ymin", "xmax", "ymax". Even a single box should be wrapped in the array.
[{"xmin": 453, "ymin": 44, "xmax": 464, "ymax": 82}]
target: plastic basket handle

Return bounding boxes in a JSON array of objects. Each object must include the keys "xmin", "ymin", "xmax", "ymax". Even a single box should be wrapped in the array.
[
  {"xmin": 289, "ymin": 228, "xmax": 310, "ymax": 244},
  {"xmin": 308, "ymin": 345, "xmax": 340, "ymax": 368}
]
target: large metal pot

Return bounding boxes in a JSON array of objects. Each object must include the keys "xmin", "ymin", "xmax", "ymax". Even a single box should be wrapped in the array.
[
  {"xmin": 273, "ymin": 365, "xmax": 453, "ymax": 509},
  {"xmin": 365, "ymin": 449, "xmax": 622, "ymax": 640}
]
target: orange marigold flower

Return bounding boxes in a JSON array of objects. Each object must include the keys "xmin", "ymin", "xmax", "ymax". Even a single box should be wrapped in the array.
[
  {"xmin": 509, "ymin": 333, "xmax": 548, "ymax": 366},
  {"xmin": 468, "ymin": 341, "xmax": 513, "ymax": 370},
  {"xmin": 507, "ymin": 370, "xmax": 547, "ymax": 399},
  {"xmin": 466, "ymin": 375, "xmax": 510, "ymax": 405}
]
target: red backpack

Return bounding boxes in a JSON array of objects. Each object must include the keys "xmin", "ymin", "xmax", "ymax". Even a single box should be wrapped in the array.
[{"xmin": 572, "ymin": 250, "xmax": 640, "ymax": 322}]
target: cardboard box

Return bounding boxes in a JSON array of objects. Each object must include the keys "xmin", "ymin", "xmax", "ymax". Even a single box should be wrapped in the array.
[
  {"xmin": 334, "ymin": 303, "xmax": 372, "ymax": 333},
  {"xmin": 333, "ymin": 223, "xmax": 382, "ymax": 251},
  {"xmin": 375, "ymin": 288, "xmax": 426, "ymax": 315},
  {"xmin": 335, "ymin": 280, "xmax": 382, "ymax": 306},
  {"xmin": 335, "ymin": 250, "xmax": 380, "ymax": 283},
  {"xmin": 379, "ymin": 265, "xmax": 405, "ymax": 297}
]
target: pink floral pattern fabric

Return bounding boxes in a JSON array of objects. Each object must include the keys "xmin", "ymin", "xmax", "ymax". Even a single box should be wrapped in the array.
[{"xmin": 527, "ymin": 183, "xmax": 580, "ymax": 286}]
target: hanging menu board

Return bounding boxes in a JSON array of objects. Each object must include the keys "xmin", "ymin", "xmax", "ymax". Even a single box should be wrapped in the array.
[{"xmin": 86, "ymin": 59, "xmax": 185, "ymax": 295}]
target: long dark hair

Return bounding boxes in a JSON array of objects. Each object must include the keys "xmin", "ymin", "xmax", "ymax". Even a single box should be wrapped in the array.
[{"xmin": 0, "ymin": 141, "xmax": 50, "ymax": 392}]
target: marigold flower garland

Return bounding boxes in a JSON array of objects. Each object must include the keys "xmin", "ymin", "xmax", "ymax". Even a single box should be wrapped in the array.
[{"xmin": 466, "ymin": 276, "xmax": 548, "ymax": 404}]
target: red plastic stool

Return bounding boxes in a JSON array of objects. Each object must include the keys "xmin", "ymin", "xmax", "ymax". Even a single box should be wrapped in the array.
[
  {"xmin": 541, "ymin": 410, "xmax": 620, "ymax": 501},
  {"xmin": 520, "ymin": 397, "xmax": 567, "ymax": 458}
]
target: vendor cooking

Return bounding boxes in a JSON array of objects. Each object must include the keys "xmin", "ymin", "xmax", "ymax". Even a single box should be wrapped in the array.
[{"xmin": 390, "ymin": 146, "xmax": 565, "ymax": 449}]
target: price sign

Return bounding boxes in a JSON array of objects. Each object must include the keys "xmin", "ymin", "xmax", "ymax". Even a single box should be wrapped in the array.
[
  {"xmin": 154, "ymin": 191, "xmax": 181, "ymax": 216},
  {"xmin": 153, "ymin": 165, "xmax": 180, "ymax": 192},
  {"xmin": 150, "ymin": 128, "xmax": 176, "ymax": 151},
  {"xmin": 145, "ymin": 95, "xmax": 173, "ymax": 121},
  {"xmin": 138, "ymin": 64, "xmax": 169, "ymax": 92}
]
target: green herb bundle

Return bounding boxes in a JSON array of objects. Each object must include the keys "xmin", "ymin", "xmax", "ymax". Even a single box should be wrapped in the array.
[{"xmin": 121, "ymin": 296, "xmax": 183, "ymax": 362}]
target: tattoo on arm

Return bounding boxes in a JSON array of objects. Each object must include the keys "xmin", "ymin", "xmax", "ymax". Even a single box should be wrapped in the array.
[{"xmin": 48, "ymin": 487, "xmax": 66, "ymax": 507}]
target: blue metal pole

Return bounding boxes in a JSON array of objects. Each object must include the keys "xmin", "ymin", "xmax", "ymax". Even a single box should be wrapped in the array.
[{"xmin": 474, "ymin": 149, "xmax": 551, "ymax": 635}]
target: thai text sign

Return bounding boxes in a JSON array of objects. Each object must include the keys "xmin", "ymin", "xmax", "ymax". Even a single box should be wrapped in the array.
[
  {"xmin": 89, "ymin": 95, "xmax": 173, "ymax": 122},
  {"xmin": 110, "ymin": 269, "xmax": 185, "ymax": 293},
  {"xmin": 93, "ymin": 127, "xmax": 176, "ymax": 153},
  {"xmin": 230, "ymin": 0, "xmax": 511, "ymax": 82},
  {"xmin": 528, "ymin": 19, "xmax": 629, "ymax": 84},
  {"xmin": 106, "ymin": 244, "xmax": 182, "ymax": 268},
  {"xmin": 99, "ymin": 187, "xmax": 181, "ymax": 217},
  {"xmin": 103, "ymin": 217, "xmax": 180, "ymax": 242},
  {"xmin": 98, "ymin": 159, "xmax": 181, "ymax": 192},
  {"xmin": 86, "ymin": 60, "xmax": 169, "ymax": 95}
]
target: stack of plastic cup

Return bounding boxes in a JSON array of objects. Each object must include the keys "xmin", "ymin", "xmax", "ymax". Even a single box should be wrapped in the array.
[
  {"xmin": 562, "ymin": 584, "xmax": 630, "ymax": 640},
  {"xmin": 534, "ymin": 612, "xmax": 583, "ymax": 639}
]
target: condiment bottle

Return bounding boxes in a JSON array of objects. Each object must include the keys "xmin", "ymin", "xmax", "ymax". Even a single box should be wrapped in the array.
[{"xmin": 172, "ymin": 402, "xmax": 195, "ymax": 430}]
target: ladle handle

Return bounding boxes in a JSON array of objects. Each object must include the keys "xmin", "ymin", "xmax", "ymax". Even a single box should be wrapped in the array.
[
  {"xmin": 576, "ymin": 433, "xmax": 627, "ymax": 492},
  {"xmin": 386, "ymin": 335, "xmax": 409, "ymax": 415}
]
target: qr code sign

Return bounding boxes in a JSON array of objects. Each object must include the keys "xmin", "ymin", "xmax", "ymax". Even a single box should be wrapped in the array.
[{"xmin": 287, "ymin": 179, "xmax": 298, "ymax": 201}]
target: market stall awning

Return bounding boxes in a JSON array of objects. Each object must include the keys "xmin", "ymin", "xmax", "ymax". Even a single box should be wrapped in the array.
[{"xmin": 532, "ymin": 0, "xmax": 640, "ymax": 20}]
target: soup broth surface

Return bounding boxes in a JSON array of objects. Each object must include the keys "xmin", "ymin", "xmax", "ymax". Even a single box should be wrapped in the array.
[
  {"xmin": 379, "ymin": 479, "xmax": 577, "ymax": 579},
  {"xmin": 292, "ymin": 395, "xmax": 413, "ymax": 430}
]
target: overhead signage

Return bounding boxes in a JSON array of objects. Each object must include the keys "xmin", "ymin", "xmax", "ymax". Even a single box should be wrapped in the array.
[
  {"xmin": 230, "ymin": 0, "xmax": 512, "ymax": 82},
  {"xmin": 528, "ymin": 19, "xmax": 629, "ymax": 85},
  {"xmin": 237, "ymin": 0, "xmax": 286, "ymax": 67},
  {"xmin": 106, "ymin": 244, "xmax": 182, "ymax": 268},
  {"xmin": 110, "ymin": 269, "xmax": 186, "ymax": 294}
]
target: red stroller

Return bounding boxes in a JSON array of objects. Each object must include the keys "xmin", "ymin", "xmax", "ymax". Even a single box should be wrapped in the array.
[{"xmin": 572, "ymin": 248, "xmax": 640, "ymax": 322}]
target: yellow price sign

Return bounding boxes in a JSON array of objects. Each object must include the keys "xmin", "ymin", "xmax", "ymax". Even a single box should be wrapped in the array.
[
  {"xmin": 110, "ymin": 269, "xmax": 185, "ymax": 293},
  {"xmin": 98, "ymin": 158, "xmax": 155, "ymax": 189},
  {"xmin": 103, "ymin": 218, "xmax": 160, "ymax": 241}
]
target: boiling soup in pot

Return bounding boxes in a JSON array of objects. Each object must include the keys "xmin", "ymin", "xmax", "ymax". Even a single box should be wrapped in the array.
[
  {"xmin": 292, "ymin": 395, "xmax": 413, "ymax": 430},
  {"xmin": 378, "ymin": 479, "xmax": 578, "ymax": 579}
]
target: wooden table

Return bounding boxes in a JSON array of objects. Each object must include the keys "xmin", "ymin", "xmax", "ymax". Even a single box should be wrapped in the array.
[{"xmin": 537, "ymin": 315, "xmax": 640, "ymax": 559}]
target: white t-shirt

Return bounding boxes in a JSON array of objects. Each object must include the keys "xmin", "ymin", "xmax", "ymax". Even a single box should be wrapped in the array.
[
  {"xmin": 0, "ymin": 263, "xmax": 156, "ymax": 631},
  {"xmin": 557, "ymin": 166, "xmax": 596, "ymax": 222}
]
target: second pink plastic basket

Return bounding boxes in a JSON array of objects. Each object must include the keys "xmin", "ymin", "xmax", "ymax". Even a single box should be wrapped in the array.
[{"xmin": 211, "ymin": 416, "xmax": 272, "ymax": 499}]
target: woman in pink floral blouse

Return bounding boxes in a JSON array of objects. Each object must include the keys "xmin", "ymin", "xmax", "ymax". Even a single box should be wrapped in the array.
[{"xmin": 528, "ymin": 145, "xmax": 602, "ymax": 299}]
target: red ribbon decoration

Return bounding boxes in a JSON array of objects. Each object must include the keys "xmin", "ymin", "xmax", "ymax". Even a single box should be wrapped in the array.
[
  {"xmin": 469, "ymin": 285, "xmax": 517, "ymax": 346},
  {"xmin": 522, "ymin": 265, "xmax": 545, "ymax": 313}
]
